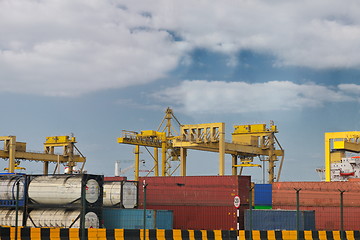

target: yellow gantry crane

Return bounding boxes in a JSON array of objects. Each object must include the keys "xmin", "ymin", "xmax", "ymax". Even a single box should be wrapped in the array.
[
  {"xmin": 118, "ymin": 108, "xmax": 182, "ymax": 180},
  {"xmin": 0, "ymin": 135, "xmax": 86, "ymax": 174},
  {"xmin": 324, "ymin": 131, "xmax": 360, "ymax": 182},
  {"xmin": 118, "ymin": 108, "xmax": 284, "ymax": 183}
]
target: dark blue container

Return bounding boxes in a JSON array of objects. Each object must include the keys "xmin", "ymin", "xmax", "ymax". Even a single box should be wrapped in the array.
[
  {"xmin": 244, "ymin": 209, "xmax": 316, "ymax": 230},
  {"xmin": 103, "ymin": 209, "xmax": 173, "ymax": 229},
  {"xmin": 254, "ymin": 184, "xmax": 272, "ymax": 206},
  {"xmin": 156, "ymin": 210, "xmax": 173, "ymax": 229}
]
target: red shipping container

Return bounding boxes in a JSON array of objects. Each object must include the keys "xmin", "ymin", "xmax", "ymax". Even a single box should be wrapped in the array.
[
  {"xmin": 138, "ymin": 176, "xmax": 251, "ymax": 206},
  {"xmin": 104, "ymin": 176, "xmax": 128, "ymax": 182},
  {"xmin": 273, "ymin": 181, "xmax": 360, "ymax": 207},
  {"xmin": 145, "ymin": 205, "xmax": 245, "ymax": 230},
  {"xmin": 273, "ymin": 205, "xmax": 360, "ymax": 230}
]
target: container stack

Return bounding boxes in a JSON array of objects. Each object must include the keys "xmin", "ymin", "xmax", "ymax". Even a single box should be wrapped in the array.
[
  {"xmin": 0, "ymin": 174, "xmax": 104, "ymax": 228},
  {"xmin": 26, "ymin": 174, "xmax": 103, "ymax": 228},
  {"xmin": 138, "ymin": 175, "xmax": 251, "ymax": 230},
  {"xmin": 0, "ymin": 174, "xmax": 27, "ymax": 226},
  {"xmin": 273, "ymin": 181, "xmax": 360, "ymax": 230}
]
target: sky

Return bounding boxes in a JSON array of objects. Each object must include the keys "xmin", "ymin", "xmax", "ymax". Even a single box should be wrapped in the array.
[{"xmin": 1, "ymin": 0, "xmax": 360, "ymax": 182}]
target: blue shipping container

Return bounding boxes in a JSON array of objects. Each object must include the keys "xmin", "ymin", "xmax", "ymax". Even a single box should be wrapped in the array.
[
  {"xmin": 103, "ymin": 209, "xmax": 173, "ymax": 229},
  {"xmin": 244, "ymin": 210, "xmax": 316, "ymax": 230},
  {"xmin": 156, "ymin": 210, "xmax": 173, "ymax": 229},
  {"xmin": 254, "ymin": 184, "xmax": 272, "ymax": 206}
]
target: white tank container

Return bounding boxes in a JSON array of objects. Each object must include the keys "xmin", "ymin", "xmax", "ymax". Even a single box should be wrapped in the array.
[
  {"xmin": 28, "ymin": 176, "xmax": 100, "ymax": 205},
  {"xmin": 0, "ymin": 177, "xmax": 24, "ymax": 200},
  {"xmin": 122, "ymin": 181, "xmax": 137, "ymax": 208},
  {"xmin": 103, "ymin": 181, "xmax": 137, "ymax": 208},
  {"xmin": 0, "ymin": 209, "xmax": 23, "ymax": 226},
  {"xmin": 26, "ymin": 209, "xmax": 99, "ymax": 228}
]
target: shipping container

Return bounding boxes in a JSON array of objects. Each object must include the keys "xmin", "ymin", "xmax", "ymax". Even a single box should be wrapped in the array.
[
  {"xmin": 254, "ymin": 205, "xmax": 272, "ymax": 209},
  {"xmin": 137, "ymin": 176, "xmax": 251, "ymax": 230},
  {"xmin": 254, "ymin": 184, "xmax": 272, "ymax": 206},
  {"xmin": 244, "ymin": 209, "xmax": 316, "ymax": 231},
  {"xmin": 102, "ymin": 209, "xmax": 173, "ymax": 229},
  {"xmin": 273, "ymin": 181, "xmax": 360, "ymax": 207},
  {"xmin": 156, "ymin": 210, "xmax": 173, "ymax": 229},
  {"xmin": 138, "ymin": 176, "xmax": 251, "ymax": 206},
  {"xmin": 146, "ymin": 205, "xmax": 244, "ymax": 230},
  {"xmin": 273, "ymin": 205, "xmax": 360, "ymax": 230}
]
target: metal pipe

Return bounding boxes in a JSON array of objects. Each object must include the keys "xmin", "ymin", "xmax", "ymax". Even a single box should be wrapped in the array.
[
  {"xmin": 294, "ymin": 188, "xmax": 301, "ymax": 240},
  {"xmin": 15, "ymin": 181, "xmax": 19, "ymax": 240},
  {"xmin": 339, "ymin": 189, "xmax": 346, "ymax": 240},
  {"xmin": 143, "ymin": 180, "xmax": 148, "ymax": 240}
]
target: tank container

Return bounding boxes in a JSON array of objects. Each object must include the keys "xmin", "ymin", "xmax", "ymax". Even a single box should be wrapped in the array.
[
  {"xmin": 26, "ymin": 209, "xmax": 99, "ymax": 228},
  {"xmin": 28, "ymin": 175, "xmax": 101, "ymax": 205},
  {"xmin": 103, "ymin": 181, "xmax": 137, "ymax": 208},
  {"xmin": 0, "ymin": 209, "xmax": 23, "ymax": 226},
  {"xmin": 0, "ymin": 174, "xmax": 26, "ymax": 206}
]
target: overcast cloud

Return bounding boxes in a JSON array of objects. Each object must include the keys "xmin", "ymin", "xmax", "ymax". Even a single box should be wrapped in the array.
[{"xmin": 1, "ymin": 0, "xmax": 360, "ymax": 96}]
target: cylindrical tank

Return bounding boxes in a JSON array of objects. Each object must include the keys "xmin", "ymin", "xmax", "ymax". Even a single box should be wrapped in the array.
[
  {"xmin": 123, "ymin": 181, "xmax": 137, "ymax": 208},
  {"xmin": 28, "ymin": 175, "xmax": 100, "ymax": 205},
  {"xmin": 26, "ymin": 209, "xmax": 99, "ymax": 228},
  {"xmin": 0, "ymin": 177, "xmax": 24, "ymax": 200},
  {"xmin": 0, "ymin": 209, "xmax": 23, "ymax": 226},
  {"xmin": 103, "ymin": 181, "xmax": 137, "ymax": 208}
]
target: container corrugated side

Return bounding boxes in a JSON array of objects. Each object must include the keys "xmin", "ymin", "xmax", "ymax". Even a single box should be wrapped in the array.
[
  {"xmin": 273, "ymin": 205, "xmax": 360, "ymax": 230},
  {"xmin": 139, "ymin": 176, "xmax": 251, "ymax": 206},
  {"xmin": 273, "ymin": 181, "xmax": 360, "ymax": 207},
  {"xmin": 147, "ymin": 205, "xmax": 244, "ymax": 230},
  {"xmin": 244, "ymin": 209, "xmax": 315, "ymax": 230},
  {"xmin": 254, "ymin": 184, "xmax": 272, "ymax": 206},
  {"xmin": 103, "ymin": 209, "xmax": 155, "ymax": 229},
  {"xmin": 155, "ymin": 210, "xmax": 173, "ymax": 229}
]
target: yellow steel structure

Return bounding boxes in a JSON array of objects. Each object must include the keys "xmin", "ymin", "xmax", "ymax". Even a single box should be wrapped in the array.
[
  {"xmin": 118, "ymin": 108, "xmax": 284, "ymax": 183},
  {"xmin": 117, "ymin": 108, "xmax": 181, "ymax": 180},
  {"xmin": 324, "ymin": 131, "xmax": 360, "ymax": 182},
  {"xmin": 0, "ymin": 135, "xmax": 85, "ymax": 174},
  {"xmin": 173, "ymin": 122, "xmax": 284, "ymax": 183}
]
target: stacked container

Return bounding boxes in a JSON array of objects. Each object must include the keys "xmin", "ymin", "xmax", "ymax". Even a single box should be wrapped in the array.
[
  {"xmin": 25, "ymin": 174, "xmax": 103, "ymax": 228},
  {"xmin": 138, "ymin": 175, "xmax": 251, "ymax": 230},
  {"xmin": 273, "ymin": 181, "xmax": 360, "ymax": 230},
  {"xmin": 0, "ymin": 174, "xmax": 27, "ymax": 226},
  {"xmin": 254, "ymin": 184, "xmax": 272, "ymax": 209}
]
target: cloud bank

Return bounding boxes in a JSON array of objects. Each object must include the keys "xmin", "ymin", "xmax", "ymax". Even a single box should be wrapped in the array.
[
  {"xmin": 154, "ymin": 80, "xmax": 358, "ymax": 114},
  {"xmin": 1, "ymin": 0, "xmax": 360, "ymax": 96}
]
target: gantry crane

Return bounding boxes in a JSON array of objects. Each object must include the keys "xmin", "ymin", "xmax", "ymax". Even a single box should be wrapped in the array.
[
  {"xmin": 0, "ymin": 135, "xmax": 86, "ymax": 174},
  {"xmin": 118, "ymin": 108, "xmax": 284, "ymax": 183},
  {"xmin": 118, "ymin": 108, "xmax": 182, "ymax": 180},
  {"xmin": 324, "ymin": 131, "xmax": 360, "ymax": 182},
  {"xmin": 172, "ymin": 122, "xmax": 284, "ymax": 183}
]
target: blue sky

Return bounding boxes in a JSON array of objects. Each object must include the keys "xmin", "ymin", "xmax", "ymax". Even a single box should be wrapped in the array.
[{"xmin": 1, "ymin": 0, "xmax": 360, "ymax": 182}]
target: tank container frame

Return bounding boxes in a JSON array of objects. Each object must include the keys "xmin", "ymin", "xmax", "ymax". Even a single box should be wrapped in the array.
[{"xmin": 24, "ymin": 174, "xmax": 103, "ymax": 228}]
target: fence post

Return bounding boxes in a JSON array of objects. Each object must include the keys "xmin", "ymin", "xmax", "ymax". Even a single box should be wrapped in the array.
[
  {"xmin": 143, "ymin": 180, "xmax": 148, "ymax": 240},
  {"xmin": 339, "ymin": 189, "xmax": 345, "ymax": 240},
  {"xmin": 294, "ymin": 188, "xmax": 301, "ymax": 240}
]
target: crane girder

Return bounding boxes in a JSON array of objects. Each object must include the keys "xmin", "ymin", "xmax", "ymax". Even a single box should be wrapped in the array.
[{"xmin": 0, "ymin": 150, "xmax": 85, "ymax": 162}]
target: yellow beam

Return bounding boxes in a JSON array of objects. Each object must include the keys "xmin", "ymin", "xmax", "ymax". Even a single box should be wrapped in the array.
[{"xmin": 0, "ymin": 150, "xmax": 85, "ymax": 162}]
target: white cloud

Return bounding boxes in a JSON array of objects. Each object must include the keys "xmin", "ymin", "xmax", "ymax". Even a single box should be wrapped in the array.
[
  {"xmin": 1, "ymin": 0, "xmax": 360, "ymax": 97},
  {"xmin": 154, "ymin": 80, "xmax": 357, "ymax": 114},
  {"xmin": 127, "ymin": 0, "xmax": 360, "ymax": 69},
  {"xmin": 0, "ymin": 0, "xmax": 186, "ymax": 96}
]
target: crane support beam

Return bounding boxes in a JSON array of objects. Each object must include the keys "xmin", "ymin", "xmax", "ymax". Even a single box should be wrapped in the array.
[{"xmin": 0, "ymin": 150, "xmax": 85, "ymax": 162}]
